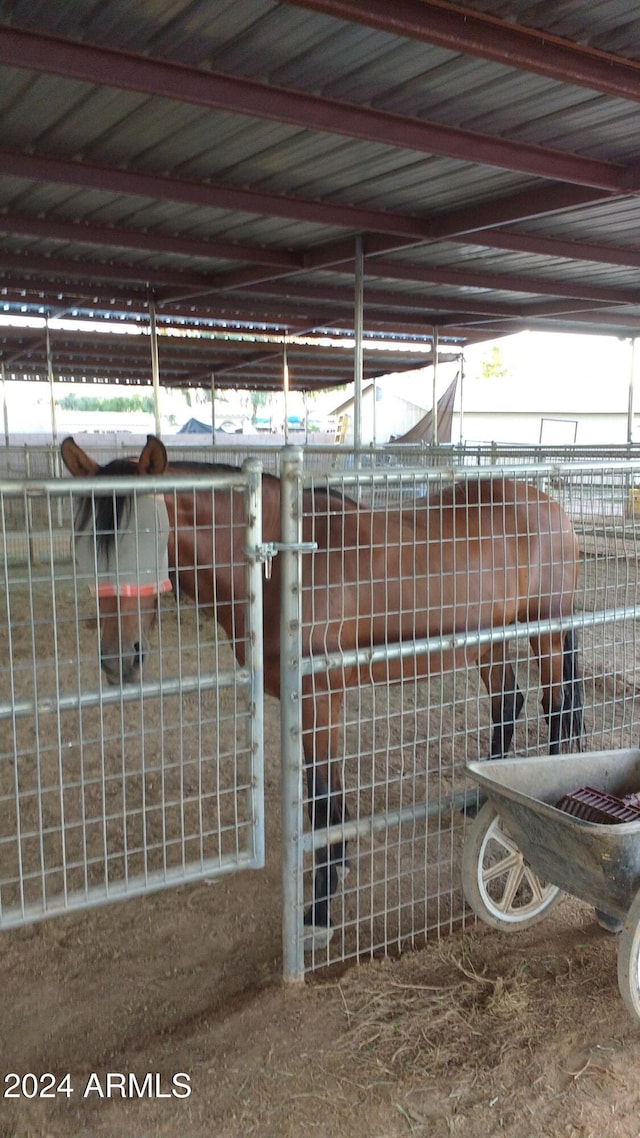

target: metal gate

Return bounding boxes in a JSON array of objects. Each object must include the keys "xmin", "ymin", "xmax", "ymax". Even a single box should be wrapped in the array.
[
  {"xmin": 0, "ymin": 461, "xmax": 265, "ymax": 927},
  {"xmin": 280, "ymin": 450, "xmax": 640, "ymax": 979}
]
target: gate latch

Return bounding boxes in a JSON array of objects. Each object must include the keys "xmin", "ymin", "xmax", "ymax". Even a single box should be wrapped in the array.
[{"xmin": 252, "ymin": 541, "xmax": 318, "ymax": 579}]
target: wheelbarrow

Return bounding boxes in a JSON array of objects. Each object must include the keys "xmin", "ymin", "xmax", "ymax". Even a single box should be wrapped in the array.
[{"xmin": 463, "ymin": 748, "xmax": 640, "ymax": 1022}]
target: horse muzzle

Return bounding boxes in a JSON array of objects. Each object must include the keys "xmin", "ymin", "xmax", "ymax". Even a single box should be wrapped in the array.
[{"xmin": 100, "ymin": 641, "xmax": 145, "ymax": 685}]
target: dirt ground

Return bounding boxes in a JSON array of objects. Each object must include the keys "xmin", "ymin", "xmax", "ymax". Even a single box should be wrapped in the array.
[
  {"xmin": 3, "ymin": 530, "xmax": 640, "ymax": 1137},
  {"xmin": 2, "ymin": 890, "xmax": 640, "ymax": 1138}
]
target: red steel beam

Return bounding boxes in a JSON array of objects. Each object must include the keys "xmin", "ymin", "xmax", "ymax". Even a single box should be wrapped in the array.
[
  {"xmin": 0, "ymin": 248, "xmax": 612, "ymax": 325},
  {"xmin": 0, "ymin": 149, "xmax": 436, "ymax": 242},
  {"xmin": 0, "ymin": 249, "xmax": 219, "ymax": 290},
  {"xmin": 449, "ymin": 227, "xmax": 640, "ymax": 269},
  {"xmin": 215, "ymin": 276, "xmax": 614, "ymax": 322},
  {"xmin": 201, "ymin": 183, "xmax": 619, "ymax": 292},
  {"xmin": 3, "ymin": 226, "xmax": 636, "ymax": 338},
  {"xmin": 0, "ymin": 212, "xmax": 302, "ymax": 270},
  {"xmin": 289, "ymin": 0, "xmax": 640, "ymax": 104},
  {"xmin": 366, "ymin": 260, "xmax": 640, "ymax": 306},
  {"xmin": 0, "ymin": 24, "xmax": 629, "ymax": 189},
  {"xmin": 2, "ymin": 148, "xmax": 616, "ymax": 252}
]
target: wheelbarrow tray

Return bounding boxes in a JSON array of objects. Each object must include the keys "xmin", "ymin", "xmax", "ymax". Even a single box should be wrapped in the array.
[{"xmin": 466, "ymin": 749, "xmax": 640, "ymax": 922}]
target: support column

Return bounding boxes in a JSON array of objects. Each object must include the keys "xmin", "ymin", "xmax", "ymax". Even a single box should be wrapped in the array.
[
  {"xmin": 458, "ymin": 352, "xmax": 465, "ymax": 445},
  {"xmin": 0, "ymin": 362, "xmax": 9, "ymax": 446},
  {"xmin": 148, "ymin": 292, "xmax": 161, "ymax": 437},
  {"xmin": 353, "ymin": 235, "xmax": 364, "ymax": 459},
  {"xmin": 210, "ymin": 371, "xmax": 217, "ymax": 445},
  {"xmin": 628, "ymin": 338, "xmax": 637, "ymax": 445},
  {"xmin": 432, "ymin": 326, "xmax": 439, "ymax": 445},
  {"xmin": 45, "ymin": 317, "xmax": 58, "ymax": 447},
  {"xmin": 283, "ymin": 340, "xmax": 290, "ymax": 444}
]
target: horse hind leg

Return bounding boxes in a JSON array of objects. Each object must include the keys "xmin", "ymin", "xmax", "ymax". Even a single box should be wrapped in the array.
[
  {"xmin": 479, "ymin": 649, "xmax": 525, "ymax": 761},
  {"xmin": 304, "ymin": 763, "xmax": 350, "ymax": 943},
  {"xmin": 561, "ymin": 628, "xmax": 583, "ymax": 752},
  {"xmin": 302, "ymin": 687, "xmax": 350, "ymax": 950},
  {"xmin": 531, "ymin": 631, "xmax": 570, "ymax": 755},
  {"xmin": 463, "ymin": 649, "xmax": 524, "ymax": 819}
]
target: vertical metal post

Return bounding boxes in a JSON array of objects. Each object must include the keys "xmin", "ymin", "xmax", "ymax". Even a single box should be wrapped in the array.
[
  {"xmin": 353, "ymin": 234, "xmax": 364, "ymax": 459},
  {"xmin": 210, "ymin": 371, "xmax": 217, "ymax": 445},
  {"xmin": 148, "ymin": 292, "xmax": 162, "ymax": 437},
  {"xmin": 283, "ymin": 341, "xmax": 290, "ymax": 444},
  {"xmin": 242, "ymin": 458, "xmax": 265, "ymax": 871},
  {"xmin": 0, "ymin": 362, "xmax": 9, "ymax": 445},
  {"xmin": 45, "ymin": 317, "xmax": 58, "ymax": 447},
  {"xmin": 628, "ymin": 338, "xmax": 637, "ymax": 445},
  {"xmin": 279, "ymin": 445, "xmax": 305, "ymax": 983},
  {"xmin": 458, "ymin": 353, "xmax": 465, "ymax": 445},
  {"xmin": 432, "ymin": 326, "xmax": 439, "ymax": 445}
]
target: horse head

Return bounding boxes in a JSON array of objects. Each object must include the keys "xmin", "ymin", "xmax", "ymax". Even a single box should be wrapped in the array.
[{"xmin": 61, "ymin": 435, "xmax": 172, "ymax": 685}]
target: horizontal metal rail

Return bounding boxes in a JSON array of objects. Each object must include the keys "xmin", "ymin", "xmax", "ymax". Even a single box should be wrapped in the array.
[
  {"xmin": 0, "ymin": 850, "xmax": 259, "ymax": 929},
  {"xmin": 302, "ymin": 458, "xmax": 640, "ymax": 487},
  {"xmin": 300, "ymin": 605, "xmax": 638, "ymax": 678},
  {"xmin": 0, "ymin": 667, "xmax": 251, "ymax": 722},
  {"xmin": 301, "ymin": 790, "xmax": 473, "ymax": 854}
]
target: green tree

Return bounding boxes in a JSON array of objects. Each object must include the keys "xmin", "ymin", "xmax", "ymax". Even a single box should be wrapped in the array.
[
  {"xmin": 479, "ymin": 345, "xmax": 510, "ymax": 381},
  {"xmin": 249, "ymin": 390, "xmax": 269, "ymax": 423},
  {"xmin": 57, "ymin": 394, "xmax": 155, "ymax": 413}
]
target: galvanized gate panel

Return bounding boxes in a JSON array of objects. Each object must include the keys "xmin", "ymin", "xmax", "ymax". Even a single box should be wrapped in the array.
[
  {"xmin": 280, "ymin": 454, "xmax": 640, "ymax": 978},
  {"xmin": 0, "ymin": 463, "xmax": 264, "ymax": 928}
]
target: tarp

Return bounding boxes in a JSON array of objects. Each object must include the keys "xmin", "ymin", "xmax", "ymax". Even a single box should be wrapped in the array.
[
  {"xmin": 178, "ymin": 417, "xmax": 212, "ymax": 433},
  {"xmin": 391, "ymin": 372, "xmax": 459, "ymax": 444}
]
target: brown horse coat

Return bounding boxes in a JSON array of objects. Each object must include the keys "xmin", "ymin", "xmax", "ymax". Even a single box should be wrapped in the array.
[{"xmin": 61, "ymin": 436, "xmax": 582, "ymax": 932}]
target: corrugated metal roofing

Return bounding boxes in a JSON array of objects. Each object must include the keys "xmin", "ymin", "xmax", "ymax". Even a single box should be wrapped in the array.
[{"xmin": 2, "ymin": 0, "xmax": 640, "ymax": 387}]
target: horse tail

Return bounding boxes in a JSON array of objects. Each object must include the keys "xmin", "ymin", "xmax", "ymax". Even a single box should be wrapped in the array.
[{"xmin": 561, "ymin": 627, "xmax": 583, "ymax": 752}]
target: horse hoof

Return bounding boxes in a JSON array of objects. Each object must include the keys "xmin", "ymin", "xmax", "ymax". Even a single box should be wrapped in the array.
[
  {"xmin": 336, "ymin": 863, "xmax": 351, "ymax": 886},
  {"xmin": 595, "ymin": 909, "xmax": 623, "ymax": 933},
  {"xmin": 303, "ymin": 924, "xmax": 334, "ymax": 953}
]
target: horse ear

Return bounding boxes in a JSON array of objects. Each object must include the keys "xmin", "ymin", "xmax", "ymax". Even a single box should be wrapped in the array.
[
  {"xmin": 138, "ymin": 435, "xmax": 168, "ymax": 476},
  {"xmin": 60, "ymin": 436, "xmax": 99, "ymax": 477}
]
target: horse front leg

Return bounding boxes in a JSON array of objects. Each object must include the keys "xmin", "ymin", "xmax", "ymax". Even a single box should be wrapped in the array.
[
  {"xmin": 479, "ymin": 646, "xmax": 524, "ymax": 760},
  {"xmin": 302, "ymin": 682, "xmax": 349, "ymax": 941}
]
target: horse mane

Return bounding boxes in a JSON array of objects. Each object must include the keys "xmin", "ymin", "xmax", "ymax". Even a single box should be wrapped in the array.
[
  {"xmin": 73, "ymin": 457, "xmax": 356, "ymax": 556},
  {"xmin": 168, "ymin": 459, "xmax": 357, "ymax": 508},
  {"xmin": 73, "ymin": 458, "xmax": 137, "ymax": 559}
]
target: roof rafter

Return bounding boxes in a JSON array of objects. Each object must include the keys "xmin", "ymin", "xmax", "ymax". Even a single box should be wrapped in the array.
[
  {"xmin": 450, "ymin": 227, "xmax": 640, "ymax": 268},
  {"xmin": 0, "ymin": 148, "xmax": 435, "ymax": 241},
  {"xmin": 0, "ymin": 212, "xmax": 302, "ymax": 269}
]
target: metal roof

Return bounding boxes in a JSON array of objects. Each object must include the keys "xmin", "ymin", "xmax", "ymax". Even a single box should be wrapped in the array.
[{"xmin": 2, "ymin": 0, "xmax": 640, "ymax": 388}]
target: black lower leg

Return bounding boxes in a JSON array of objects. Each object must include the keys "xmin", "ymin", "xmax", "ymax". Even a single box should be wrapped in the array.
[
  {"xmin": 304, "ymin": 775, "xmax": 349, "ymax": 929},
  {"xmin": 548, "ymin": 703, "xmax": 562, "ymax": 756},
  {"xmin": 489, "ymin": 684, "xmax": 525, "ymax": 759}
]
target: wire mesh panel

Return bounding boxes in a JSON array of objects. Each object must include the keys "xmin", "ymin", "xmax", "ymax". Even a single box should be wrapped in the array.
[
  {"xmin": 0, "ymin": 464, "xmax": 264, "ymax": 928},
  {"xmin": 280, "ymin": 455, "xmax": 640, "ymax": 977}
]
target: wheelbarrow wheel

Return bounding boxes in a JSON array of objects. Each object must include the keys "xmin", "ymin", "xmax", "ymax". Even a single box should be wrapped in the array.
[
  {"xmin": 462, "ymin": 801, "xmax": 562, "ymax": 931},
  {"xmin": 617, "ymin": 890, "xmax": 640, "ymax": 1021}
]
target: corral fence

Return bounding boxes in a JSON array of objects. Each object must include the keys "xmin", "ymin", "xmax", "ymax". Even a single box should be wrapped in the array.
[
  {"xmin": 278, "ymin": 451, "xmax": 640, "ymax": 978},
  {"xmin": 1, "ymin": 444, "xmax": 640, "ymax": 981}
]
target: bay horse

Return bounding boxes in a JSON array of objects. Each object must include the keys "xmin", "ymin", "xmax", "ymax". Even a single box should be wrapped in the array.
[{"xmin": 61, "ymin": 434, "xmax": 583, "ymax": 941}]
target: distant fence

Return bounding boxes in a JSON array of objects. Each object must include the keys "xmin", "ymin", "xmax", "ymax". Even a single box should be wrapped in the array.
[{"xmin": 5, "ymin": 438, "xmax": 640, "ymax": 481}]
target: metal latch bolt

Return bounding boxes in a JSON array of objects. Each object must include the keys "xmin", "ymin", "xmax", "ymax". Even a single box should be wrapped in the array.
[{"xmin": 252, "ymin": 541, "xmax": 318, "ymax": 579}]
